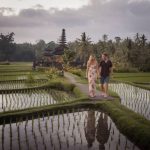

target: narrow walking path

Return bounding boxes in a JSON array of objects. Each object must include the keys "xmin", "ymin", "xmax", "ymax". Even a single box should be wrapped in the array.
[{"xmin": 64, "ymin": 72, "xmax": 114, "ymax": 100}]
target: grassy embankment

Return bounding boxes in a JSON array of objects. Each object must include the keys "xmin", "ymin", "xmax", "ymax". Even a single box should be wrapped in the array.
[
  {"xmin": 67, "ymin": 67, "xmax": 150, "ymax": 90},
  {"xmin": 0, "ymin": 63, "xmax": 150, "ymax": 149}
]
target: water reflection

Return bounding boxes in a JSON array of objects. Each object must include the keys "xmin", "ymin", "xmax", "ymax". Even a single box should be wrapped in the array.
[
  {"xmin": 96, "ymin": 113, "xmax": 110, "ymax": 150},
  {"xmin": 85, "ymin": 111, "xmax": 96, "ymax": 148},
  {"xmin": 109, "ymin": 83, "xmax": 150, "ymax": 120},
  {"xmin": 0, "ymin": 89, "xmax": 75, "ymax": 112},
  {"xmin": 0, "ymin": 110, "xmax": 140, "ymax": 150},
  {"xmin": 85, "ymin": 111, "xmax": 111, "ymax": 150}
]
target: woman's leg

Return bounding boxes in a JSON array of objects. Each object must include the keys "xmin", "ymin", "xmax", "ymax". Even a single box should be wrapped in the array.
[
  {"xmin": 89, "ymin": 79, "xmax": 95, "ymax": 97},
  {"xmin": 88, "ymin": 78, "xmax": 93, "ymax": 97},
  {"xmin": 92, "ymin": 80, "xmax": 96, "ymax": 97}
]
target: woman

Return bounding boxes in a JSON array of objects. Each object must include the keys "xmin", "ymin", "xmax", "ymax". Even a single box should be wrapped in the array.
[{"xmin": 86, "ymin": 55, "xmax": 99, "ymax": 98}]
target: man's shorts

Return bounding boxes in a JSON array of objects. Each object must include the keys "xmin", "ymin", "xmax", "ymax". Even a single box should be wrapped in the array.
[{"xmin": 100, "ymin": 76, "xmax": 110, "ymax": 84}]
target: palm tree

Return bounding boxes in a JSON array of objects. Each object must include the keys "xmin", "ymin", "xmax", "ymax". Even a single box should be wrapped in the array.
[
  {"xmin": 76, "ymin": 32, "xmax": 92, "ymax": 66},
  {"xmin": 115, "ymin": 36, "xmax": 121, "ymax": 44},
  {"xmin": 140, "ymin": 34, "xmax": 147, "ymax": 46},
  {"xmin": 102, "ymin": 34, "xmax": 108, "ymax": 42},
  {"xmin": 134, "ymin": 33, "xmax": 140, "ymax": 46}
]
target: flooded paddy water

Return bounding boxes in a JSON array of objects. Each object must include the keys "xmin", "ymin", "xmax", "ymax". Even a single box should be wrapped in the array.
[
  {"xmin": 0, "ymin": 64, "xmax": 148, "ymax": 150},
  {"xmin": 0, "ymin": 109, "xmax": 140, "ymax": 150},
  {"xmin": 109, "ymin": 83, "xmax": 150, "ymax": 120},
  {"xmin": 0, "ymin": 79, "xmax": 47, "ymax": 90},
  {"xmin": 0, "ymin": 89, "xmax": 76, "ymax": 112}
]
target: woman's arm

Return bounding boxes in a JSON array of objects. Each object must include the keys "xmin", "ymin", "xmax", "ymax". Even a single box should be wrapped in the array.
[
  {"xmin": 86, "ymin": 62, "xmax": 89, "ymax": 78},
  {"xmin": 97, "ymin": 61, "xmax": 101, "ymax": 78},
  {"xmin": 109, "ymin": 67, "xmax": 113, "ymax": 77},
  {"xmin": 99, "ymin": 66, "xmax": 101, "ymax": 78},
  {"xmin": 96, "ymin": 62, "xmax": 99, "ymax": 79}
]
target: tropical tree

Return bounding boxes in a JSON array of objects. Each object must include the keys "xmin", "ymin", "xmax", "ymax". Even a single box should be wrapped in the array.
[
  {"xmin": 63, "ymin": 48, "xmax": 76, "ymax": 65},
  {"xmin": 102, "ymin": 34, "xmax": 108, "ymax": 42},
  {"xmin": 46, "ymin": 41, "xmax": 58, "ymax": 50},
  {"xmin": 35, "ymin": 40, "xmax": 46, "ymax": 59},
  {"xmin": 140, "ymin": 34, "xmax": 147, "ymax": 46},
  {"xmin": 76, "ymin": 32, "xmax": 92, "ymax": 66},
  {"xmin": 0, "ymin": 32, "xmax": 15, "ymax": 61},
  {"xmin": 115, "ymin": 36, "xmax": 121, "ymax": 45}
]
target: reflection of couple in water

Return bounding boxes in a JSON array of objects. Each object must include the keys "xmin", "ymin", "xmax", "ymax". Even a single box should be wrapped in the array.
[
  {"xmin": 86, "ymin": 52, "xmax": 113, "ymax": 98},
  {"xmin": 85, "ymin": 111, "xmax": 111, "ymax": 149}
]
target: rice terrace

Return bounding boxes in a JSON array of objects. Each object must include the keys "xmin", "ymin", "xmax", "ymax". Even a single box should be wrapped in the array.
[
  {"xmin": 0, "ymin": 0, "xmax": 150, "ymax": 150},
  {"xmin": 0, "ymin": 32, "xmax": 150, "ymax": 150},
  {"xmin": 0, "ymin": 61, "xmax": 150, "ymax": 150}
]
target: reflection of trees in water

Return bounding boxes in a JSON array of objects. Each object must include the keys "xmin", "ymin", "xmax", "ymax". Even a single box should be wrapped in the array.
[
  {"xmin": 85, "ymin": 111, "xmax": 110, "ymax": 149},
  {"xmin": 0, "ymin": 110, "xmax": 140, "ymax": 150},
  {"xmin": 96, "ymin": 113, "xmax": 110, "ymax": 150},
  {"xmin": 85, "ymin": 110, "xmax": 96, "ymax": 148}
]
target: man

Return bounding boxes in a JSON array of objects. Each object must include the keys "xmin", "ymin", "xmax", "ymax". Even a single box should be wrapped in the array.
[{"xmin": 99, "ymin": 52, "xmax": 113, "ymax": 97}]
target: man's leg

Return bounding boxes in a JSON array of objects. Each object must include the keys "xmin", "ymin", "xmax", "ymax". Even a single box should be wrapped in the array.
[
  {"xmin": 100, "ymin": 76, "xmax": 105, "ymax": 95},
  {"xmin": 103, "ymin": 76, "xmax": 109, "ymax": 97},
  {"xmin": 101, "ymin": 84, "xmax": 104, "ymax": 92},
  {"xmin": 103, "ymin": 83, "xmax": 108, "ymax": 96}
]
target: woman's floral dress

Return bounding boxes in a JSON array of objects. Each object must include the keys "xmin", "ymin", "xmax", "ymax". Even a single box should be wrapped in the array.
[{"xmin": 88, "ymin": 64, "xmax": 97, "ymax": 97}]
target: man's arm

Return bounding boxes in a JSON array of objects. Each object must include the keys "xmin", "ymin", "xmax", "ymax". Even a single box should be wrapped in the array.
[
  {"xmin": 109, "ymin": 61, "xmax": 113, "ymax": 77},
  {"xmin": 98, "ymin": 66, "xmax": 101, "ymax": 78},
  {"xmin": 109, "ymin": 67, "xmax": 113, "ymax": 75}
]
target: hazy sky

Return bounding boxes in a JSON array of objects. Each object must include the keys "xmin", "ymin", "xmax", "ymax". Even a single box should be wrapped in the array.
[{"xmin": 0, "ymin": 0, "xmax": 150, "ymax": 43}]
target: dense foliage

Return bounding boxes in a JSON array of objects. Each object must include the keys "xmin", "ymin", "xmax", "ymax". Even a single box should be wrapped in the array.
[
  {"xmin": 0, "ymin": 32, "xmax": 150, "ymax": 71},
  {"xmin": 67, "ymin": 33, "xmax": 150, "ymax": 72}
]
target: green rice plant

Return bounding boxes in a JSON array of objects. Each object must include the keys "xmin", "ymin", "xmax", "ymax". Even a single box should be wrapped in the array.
[
  {"xmin": 26, "ymin": 73, "xmax": 35, "ymax": 83},
  {"xmin": 45, "ymin": 67, "xmax": 59, "ymax": 79}
]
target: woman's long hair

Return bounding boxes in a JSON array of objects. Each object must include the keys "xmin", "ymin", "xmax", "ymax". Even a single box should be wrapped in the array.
[{"xmin": 87, "ymin": 55, "xmax": 97, "ymax": 68}]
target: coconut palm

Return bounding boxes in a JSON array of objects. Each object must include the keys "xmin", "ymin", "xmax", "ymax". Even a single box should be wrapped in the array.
[{"xmin": 76, "ymin": 32, "xmax": 92, "ymax": 66}]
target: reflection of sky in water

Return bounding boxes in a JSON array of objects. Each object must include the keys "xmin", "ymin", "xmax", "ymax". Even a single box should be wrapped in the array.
[
  {"xmin": 0, "ymin": 89, "xmax": 75, "ymax": 112},
  {"xmin": 0, "ymin": 80, "xmax": 47, "ymax": 90},
  {"xmin": 0, "ymin": 110, "xmax": 140, "ymax": 150},
  {"xmin": 109, "ymin": 83, "xmax": 150, "ymax": 120}
]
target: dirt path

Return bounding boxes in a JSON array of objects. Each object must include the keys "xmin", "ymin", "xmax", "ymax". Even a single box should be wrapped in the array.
[{"xmin": 64, "ymin": 72, "xmax": 114, "ymax": 100}]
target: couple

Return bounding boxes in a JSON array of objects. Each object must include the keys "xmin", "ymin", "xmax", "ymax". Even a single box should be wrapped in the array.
[{"xmin": 86, "ymin": 52, "xmax": 112, "ymax": 98}]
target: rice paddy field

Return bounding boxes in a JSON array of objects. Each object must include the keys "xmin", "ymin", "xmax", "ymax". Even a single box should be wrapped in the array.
[
  {"xmin": 0, "ymin": 63, "xmax": 76, "ymax": 113},
  {"xmin": 112, "ymin": 73, "xmax": 150, "ymax": 89},
  {"xmin": 0, "ymin": 62, "xmax": 149, "ymax": 150},
  {"xmin": 0, "ymin": 109, "xmax": 140, "ymax": 150},
  {"xmin": 109, "ymin": 83, "xmax": 150, "ymax": 120}
]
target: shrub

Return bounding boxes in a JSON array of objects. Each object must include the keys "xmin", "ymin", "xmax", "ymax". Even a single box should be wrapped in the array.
[
  {"xmin": 67, "ymin": 67, "xmax": 84, "ymax": 77},
  {"xmin": 27, "ymin": 73, "xmax": 35, "ymax": 83},
  {"xmin": 45, "ymin": 67, "xmax": 64, "ymax": 79}
]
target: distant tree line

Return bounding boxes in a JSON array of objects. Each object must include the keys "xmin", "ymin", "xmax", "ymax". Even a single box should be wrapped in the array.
[
  {"xmin": 65, "ymin": 33, "xmax": 150, "ymax": 72},
  {"xmin": 0, "ymin": 31, "xmax": 150, "ymax": 71},
  {"xmin": 0, "ymin": 32, "xmax": 58, "ymax": 62}
]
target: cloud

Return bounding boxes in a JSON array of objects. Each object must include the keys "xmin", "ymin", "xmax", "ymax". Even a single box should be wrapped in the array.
[
  {"xmin": 32, "ymin": 4, "xmax": 44, "ymax": 9},
  {"xmin": 0, "ymin": 0, "xmax": 150, "ymax": 43},
  {"xmin": 0, "ymin": 7, "xmax": 15, "ymax": 16}
]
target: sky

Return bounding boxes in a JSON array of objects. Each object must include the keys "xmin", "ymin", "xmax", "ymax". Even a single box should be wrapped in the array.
[{"xmin": 0, "ymin": 0, "xmax": 150, "ymax": 43}]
